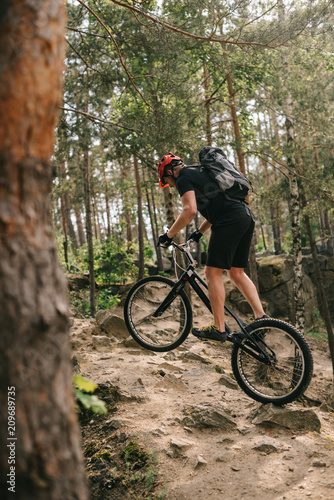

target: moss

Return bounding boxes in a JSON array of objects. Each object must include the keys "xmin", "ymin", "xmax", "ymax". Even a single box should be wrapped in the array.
[
  {"xmin": 84, "ymin": 442, "xmax": 101, "ymax": 457},
  {"xmin": 121, "ymin": 440, "xmax": 149, "ymax": 469},
  {"xmin": 90, "ymin": 449, "xmax": 112, "ymax": 463}
]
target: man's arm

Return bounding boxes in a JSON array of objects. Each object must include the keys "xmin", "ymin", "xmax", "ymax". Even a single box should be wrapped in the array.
[
  {"xmin": 198, "ymin": 219, "xmax": 212, "ymax": 234},
  {"xmin": 167, "ymin": 190, "xmax": 197, "ymax": 238}
]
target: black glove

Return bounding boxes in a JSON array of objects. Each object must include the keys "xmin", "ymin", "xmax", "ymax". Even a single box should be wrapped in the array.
[
  {"xmin": 158, "ymin": 232, "xmax": 173, "ymax": 248},
  {"xmin": 187, "ymin": 229, "xmax": 203, "ymax": 243}
]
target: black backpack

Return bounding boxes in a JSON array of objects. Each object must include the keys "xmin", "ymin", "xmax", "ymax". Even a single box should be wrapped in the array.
[{"xmin": 199, "ymin": 146, "xmax": 251, "ymax": 202}]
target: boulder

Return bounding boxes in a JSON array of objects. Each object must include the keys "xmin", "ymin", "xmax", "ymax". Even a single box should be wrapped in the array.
[
  {"xmin": 92, "ymin": 335, "xmax": 114, "ymax": 352},
  {"xmin": 218, "ymin": 374, "xmax": 239, "ymax": 390},
  {"xmin": 95, "ymin": 310, "xmax": 129, "ymax": 339},
  {"xmin": 182, "ymin": 402, "xmax": 236, "ymax": 430},
  {"xmin": 250, "ymin": 404, "xmax": 321, "ymax": 432},
  {"xmin": 156, "ymin": 373, "xmax": 187, "ymax": 391},
  {"xmin": 169, "ymin": 437, "xmax": 194, "ymax": 457}
]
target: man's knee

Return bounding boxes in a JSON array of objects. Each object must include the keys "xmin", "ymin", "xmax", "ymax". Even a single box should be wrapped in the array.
[
  {"xmin": 205, "ymin": 266, "xmax": 224, "ymax": 283},
  {"xmin": 228, "ymin": 267, "xmax": 245, "ymax": 283}
]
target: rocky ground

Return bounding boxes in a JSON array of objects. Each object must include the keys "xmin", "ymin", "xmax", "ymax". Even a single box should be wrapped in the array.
[{"xmin": 70, "ymin": 280, "xmax": 334, "ymax": 500}]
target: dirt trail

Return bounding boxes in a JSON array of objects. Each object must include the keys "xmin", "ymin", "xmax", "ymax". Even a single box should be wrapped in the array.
[{"xmin": 71, "ymin": 289, "xmax": 334, "ymax": 500}]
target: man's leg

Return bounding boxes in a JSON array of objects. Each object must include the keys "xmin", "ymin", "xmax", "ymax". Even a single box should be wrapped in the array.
[
  {"xmin": 205, "ymin": 265, "xmax": 226, "ymax": 332},
  {"xmin": 227, "ymin": 267, "xmax": 265, "ymax": 319}
]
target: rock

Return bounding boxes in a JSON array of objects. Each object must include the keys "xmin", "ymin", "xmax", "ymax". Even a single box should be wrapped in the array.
[
  {"xmin": 162, "ymin": 256, "xmax": 172, "ymax": 271},
  {"xmin": 182, "ymin": 402, "xmax": 237, "ymax": 430},
  {"xmin": 194, "ymin": 455, "xmax": 207, "ymax": 469},
  {"xmin": 95, "ymin": 310, "xmax": 129, "ymax": 339},
  {"xmin": 158, "ymin": 362, "xmax": 185, "ymax": 373},
  {"xmin": 122, "ymin": 336, "xmax": 140, "ymax": 348},
  {"xmin": 218, "ymin": 374, "xmax": 239, "ymax": 390},
  {"xmin": 180, "ymin": 352, "xmax": 209, "ymax": 363},
  {"xmin": 251, "ymin": 438, "xmax": 281, "ymax": 454},
  {"xmin": 163, "ymin": 352, "xmax": 177, "ymax": 361},
  {"xmin": 313, "ymin": 459, "xmax": 327, "ymax": 468},
  {"xmin": 216, "ymin": 451, "xmax": 234, "ymax": 463},
  {"xmin": 251, "ymin": 404, "xmax": 321, "ymax": 432},
  {"xmin": 91, "ymin": 335, "xmax": 114, "ymax": 352},
  {"xmin": 156, "ymin": 373, "xmax": 187, "ymax": 391},
  {"xmin": 101, "ymin": 419, "xmax": 123, "ymax": 431},
  {"xmin": 170, "ymin": 437, "xmax": 194, "ymax": 457},
  {"xmin": 67, "ymin": 274, "xmax": 91, "ymax": 291},
  {"xmin": 71, "ymin": 354, "xmax": 81, "ymax": 374},
  {"xmin": 128, "ymin": 348, "xmax": 155, "ymax": 356}
]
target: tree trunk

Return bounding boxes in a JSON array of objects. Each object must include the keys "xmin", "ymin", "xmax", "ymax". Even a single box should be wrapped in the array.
[
  {"xmin": 269, "ymin": 110, "xmax": 283, "ymax": 254},
  {"xmin": 279, "ymin": 0, "xmax": 305, "ymax": 331},
  {"xmin": 83, "ymin": 150, "xmax": 96, "ymax": 317},
  {"xmin": 121, "ymin": 162, "xmax": 133, "ymax": 247},
  {"xmin": 60, "ymin": 189, "xmax": 69, "ymax": 268},
  {"xmin": 102, "ymin": 164, "xmax": 111, "ymax": 237},
  {"xmin": 300, "ymin": 193, "xmax": 334, "ymax": 375},
  {"xmin": 74, "ymin": 204, "xmax": 86, "ymax": 247},
  {"xmin": 222, "ymin": 46, "xmax": 246, "ymax": 175},
  {"xmin": 64, "ymin": 192, "xmax": 79, "ymax": 252},
  {"xmin": 133, "ymin": 156, "xmax": 145, "ymax": 280},
  {"xmin": 0, "ymin": 1, "xmax": 89, "ymax": 498},
  {"xmin": 222, "ymin": 44, "xmax": 259, "ymax": 289},
  {"xmin": 150, "ymin": 184, "xmax": 163, "ymax": 271},
  {"xmin": 203, "ymin": 62, "xmax": 213, "ymax": 146}
]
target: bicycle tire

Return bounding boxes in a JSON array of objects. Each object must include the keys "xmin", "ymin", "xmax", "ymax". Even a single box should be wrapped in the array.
[
  {"xmin": 231, "ymin": 318, "xmax": 313, "ymax": 405},
  {"xmin": 124, "ymin": 276, "xmax": 193, "ymax": 352}
]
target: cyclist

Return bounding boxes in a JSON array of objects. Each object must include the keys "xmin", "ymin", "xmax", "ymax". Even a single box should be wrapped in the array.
[{"xmin": 157, "ymin": 152, "xmax": 267, "ymax": 342}]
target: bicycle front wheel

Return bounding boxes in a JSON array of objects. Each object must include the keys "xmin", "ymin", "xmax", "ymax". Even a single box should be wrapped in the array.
[
  {"xmin": 231, "ymin": 318, "xmax": 313, "ymax": 405},
  {"xmin": 124, "ymin": 276, "xmax": 193, "ymax": 352}
]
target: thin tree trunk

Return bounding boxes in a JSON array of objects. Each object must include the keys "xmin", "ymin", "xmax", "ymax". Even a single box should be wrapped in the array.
[
  {"xmin": 102, "ymin": 164, "xmax": 111, "ymax": 237},
  {"xmin": 121, "ymin": 162, "xmax": 133, "ymax": 247},
  {"xmin": 74, "ymin": 204, "xmax": 86, "ymax": 246},
  {"xmin": 279, "ymin": 0, "xmax": 305, "ymax": 331},
  {"xmin": 222, "ymin": 43, "xmax": 259, "ymax": 289},
  {"xmin": 60, "ymin": 191, "xmax": 69, "ymax": 268},
  {"xmin": 64, "ymin": 192, "xmax": 79, "ymax": 252},
  {"xmin": 203, "ymin": 62, "xmax": 213, "ymax": 146},
  {"xmin": 0, "ymin": 1, "xmax": 89, "ymax": 498},
  {"xmin": 83, "ymin": 150, "xmax": 96, "ymax": 317},
  {"xmin": 150, "ymin": 184, "xmax": 163, "ymax": 271},
  {"xmin": 134, "ymin": 156, "xmax": 145, "ymax": 280},
  {"xmin": 222, "ymin": 45, "xmax": 246, "ymax": 174},
  {"xmin": 300, "ymin": 193, "xmax": 334, "ymax": 375}
]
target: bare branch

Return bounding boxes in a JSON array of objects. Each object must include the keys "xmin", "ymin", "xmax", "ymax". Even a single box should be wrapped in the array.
[
  {"xmin": 106, "ymin": 0, "xmax": 280, "ymax": 49},
  {"xmin": 77, "ymin": 0, "xmax": 151, "ymax": 108},
  {"xmin": 249, "ymin": 150, "xmax": 334, "ymax": 203},
  {"xmin": 60, "ymin": 106, "xmax": 138, "ymax": 132}
]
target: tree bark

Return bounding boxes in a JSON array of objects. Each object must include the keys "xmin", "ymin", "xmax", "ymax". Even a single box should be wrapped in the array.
[
  {"xmin": 279, "ymin": 0, "xmax": 305, "ymax": 332},
  {"xmin": 83, "ymin": 150, "xmax": 96, "ymax": 317},
  {"xmin": 300, "ymin": 193, "xmax": 334, "ymax": 375},
  {"xmin": 0, "ymin": 1, "xmax": 89, "ymax": 498},
  {"xmin": 133, "ymin": 156, "xmax": 145, "ymax": 280},
  {"xmin": 102, "ymin": 164, "xmax": 111, "ymax": 237},
  {"xmin": 222, "ymin": 44, "xmax": 259, "ymax": 289},
  {"xmin": 121, "ymin": 162, "xmax": 133, "ymax": 247},
  {"xmin": 74, "ymin": 204, "xmax": 86, "ymax": 247},
  {"xmin": 203, "ymin": 62, "xmax": 213, "ymax": 146},
  {"xmin": 150, "ymin": 184, "xmax": 163, "ymax": 271}
]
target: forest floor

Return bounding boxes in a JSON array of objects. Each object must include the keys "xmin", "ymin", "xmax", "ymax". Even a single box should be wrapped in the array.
[{"xmin": 70, "ymin": 276, "xmax": 334, "ymax": 500}]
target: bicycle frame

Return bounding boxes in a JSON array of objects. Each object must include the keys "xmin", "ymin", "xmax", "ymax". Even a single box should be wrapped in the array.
[{"xmin": 154, "ymin": 241, "xmax": 274, "ymax": 365}]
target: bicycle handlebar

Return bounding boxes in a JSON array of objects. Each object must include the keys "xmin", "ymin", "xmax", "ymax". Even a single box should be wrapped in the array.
[{"xmin": 170, "ymin": 240, "xmax": 196, "ymax": 266}]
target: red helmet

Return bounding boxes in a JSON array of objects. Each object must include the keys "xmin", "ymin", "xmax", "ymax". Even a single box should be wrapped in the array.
[{"xmin": 157, "ymin": 153, "xmax": 183, "ymax": 188}]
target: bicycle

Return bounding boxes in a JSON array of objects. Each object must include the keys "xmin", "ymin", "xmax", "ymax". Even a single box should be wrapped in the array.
[{"xmin": 124, "ymin": 241, "xmax": 313, "ymax": 405}]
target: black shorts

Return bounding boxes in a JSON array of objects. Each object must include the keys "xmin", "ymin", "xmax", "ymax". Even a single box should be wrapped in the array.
[{"xmin": 206, "ymin": 209, "xmax": 255, "ymax": 270}]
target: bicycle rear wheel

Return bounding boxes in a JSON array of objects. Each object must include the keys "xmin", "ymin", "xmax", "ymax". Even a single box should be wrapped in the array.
[
  {"xmin": 231, "ymin": 318, "xmax": 313, "ymax": 405},
  {"xmin": 124, "ymin": 276, "xmax": 192, "ymax": 352}
]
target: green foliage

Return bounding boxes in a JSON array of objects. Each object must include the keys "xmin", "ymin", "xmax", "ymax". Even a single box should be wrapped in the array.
[{"xmin": 73, "ymin": 375, "xmax": 108, "ymax": 415}]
